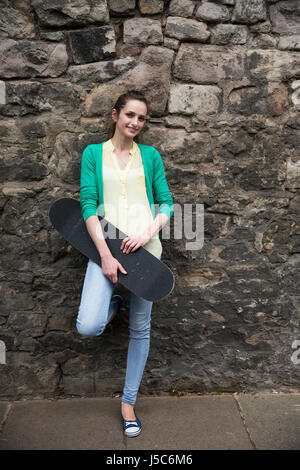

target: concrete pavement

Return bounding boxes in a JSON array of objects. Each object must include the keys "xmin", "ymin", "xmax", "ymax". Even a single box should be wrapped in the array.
[{"xmin": 0, "ymin": 393, "xmax": 299, "ymax": 450}]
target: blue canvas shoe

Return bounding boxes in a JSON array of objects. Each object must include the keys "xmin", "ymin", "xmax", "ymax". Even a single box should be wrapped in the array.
[{"xmin": 122, "ymin": 412, "xmax": 142, "ymax": 437}]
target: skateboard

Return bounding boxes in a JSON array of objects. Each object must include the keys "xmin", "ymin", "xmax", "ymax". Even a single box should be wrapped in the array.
[{"xmin": 49, "ymin": 198, "xmax": 175, "ymax": 301}]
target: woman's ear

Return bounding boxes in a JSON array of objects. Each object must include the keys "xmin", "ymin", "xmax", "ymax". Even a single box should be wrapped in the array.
[{"xmin": 112, "ymin": 108, "xmax": 118, "ymax": 122}]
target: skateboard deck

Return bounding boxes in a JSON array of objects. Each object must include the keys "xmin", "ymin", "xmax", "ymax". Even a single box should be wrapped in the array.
[{"xmin": 49, "ymin": 198, "xmax": 174, "ymax": 301}]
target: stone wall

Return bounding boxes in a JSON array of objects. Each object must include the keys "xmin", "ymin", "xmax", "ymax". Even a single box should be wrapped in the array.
[{"xmin": 0, "ymin": 0, "xmax": 300, "ymax": 399}]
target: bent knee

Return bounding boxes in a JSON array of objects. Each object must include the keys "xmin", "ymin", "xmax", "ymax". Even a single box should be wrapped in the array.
[{"xmin": 76, "ymin": 318, "xmax": 106, "ymax": 337}]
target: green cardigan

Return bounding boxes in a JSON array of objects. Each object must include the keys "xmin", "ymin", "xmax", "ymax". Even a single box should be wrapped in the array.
[{"xmin": 80, "ymin": 142, "xmax": 174, "ymax": 222}]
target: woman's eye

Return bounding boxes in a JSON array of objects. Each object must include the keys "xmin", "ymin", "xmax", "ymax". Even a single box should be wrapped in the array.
[{"xmin": 126, "ymin": 113, "xmax": 145, "ymax": 121}]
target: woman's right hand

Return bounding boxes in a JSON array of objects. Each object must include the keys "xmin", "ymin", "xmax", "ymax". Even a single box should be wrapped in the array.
[{"xmin": 101, "ymin": 254, "xmax": 127, "ymax": 284}]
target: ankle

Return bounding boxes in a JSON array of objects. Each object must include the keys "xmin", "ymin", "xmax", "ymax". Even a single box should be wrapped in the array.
[
  {"xmin": 122, "ymin": 402, "xmax": 134, "ymax": 410},
  {"xmin": 121, "ymin": 402, "xmax": 135, "ymax": 419}
]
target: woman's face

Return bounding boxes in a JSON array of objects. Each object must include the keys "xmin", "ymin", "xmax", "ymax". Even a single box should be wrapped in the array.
[{"xmin": 112, "ymin": 99, "xmax": 147, "ymax": 139}]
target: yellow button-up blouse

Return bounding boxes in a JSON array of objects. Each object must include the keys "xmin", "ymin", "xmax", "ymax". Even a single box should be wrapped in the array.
[{"xmin": 102, "ymin": 139, "xmax": 162, "ymax": 259}]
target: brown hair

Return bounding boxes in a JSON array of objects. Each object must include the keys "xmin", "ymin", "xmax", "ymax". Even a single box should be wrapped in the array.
[{"xmin": 109, "ymin": 90, "xmax": 148, "ymax": 139}]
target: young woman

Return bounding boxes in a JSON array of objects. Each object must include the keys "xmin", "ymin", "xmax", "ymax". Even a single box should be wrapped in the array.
[{"xmin": 76, "ymin": 90, "xmax": 173, "ymax": 437}]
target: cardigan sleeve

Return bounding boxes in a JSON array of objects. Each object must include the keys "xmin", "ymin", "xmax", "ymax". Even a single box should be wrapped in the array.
[
  {"xmin": 80, "ymin": 145, "xmax": 99, "ymax": 222},
  {"xmin": 152, "ymin": 148, "xmax": 174, "ymax": 219}
]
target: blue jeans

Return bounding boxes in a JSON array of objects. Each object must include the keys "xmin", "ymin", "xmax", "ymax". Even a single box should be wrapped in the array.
[{"xmin": 76, "ymin": 258, "xmax": 153, "ymax": 405}]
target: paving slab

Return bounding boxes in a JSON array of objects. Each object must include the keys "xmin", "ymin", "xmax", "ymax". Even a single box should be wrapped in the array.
[
  {"xmin": 0, "ymin": 395, "xmax": 253, "ymax": 450},
  {"xmin": 236, "ymin": 393, "xmax": 300, "ymax": 450},
  {"xmin": 0, "ymin": 398, "xmax": 126, "ymax": 450},
  {"xmin": 126, "ymin": 396, "xmax": 253, "ymax": 450}
]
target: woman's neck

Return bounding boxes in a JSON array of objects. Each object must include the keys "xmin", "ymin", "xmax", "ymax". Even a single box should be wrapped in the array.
[{"xmin": 111, "ymin": 131, "xmax": 133, "ymax": 153}]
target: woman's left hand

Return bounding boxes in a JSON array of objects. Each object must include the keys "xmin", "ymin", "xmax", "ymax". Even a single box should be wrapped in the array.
[{"xmin": 120, "ymin": 231, "xmax": 152, "ymax": 254}]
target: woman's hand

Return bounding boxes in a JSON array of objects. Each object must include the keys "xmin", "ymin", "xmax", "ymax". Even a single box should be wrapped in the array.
[
  {"xmin": 120, "ymin": 231, "xmax": 152, "ymax": 254},
  {"xmin": 120, "ymin": 214, "xmax": 169, "ymax": 254},
  {"xmin": 101, "ymin": 254, "xmax": 127, "ymax": 283}
]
